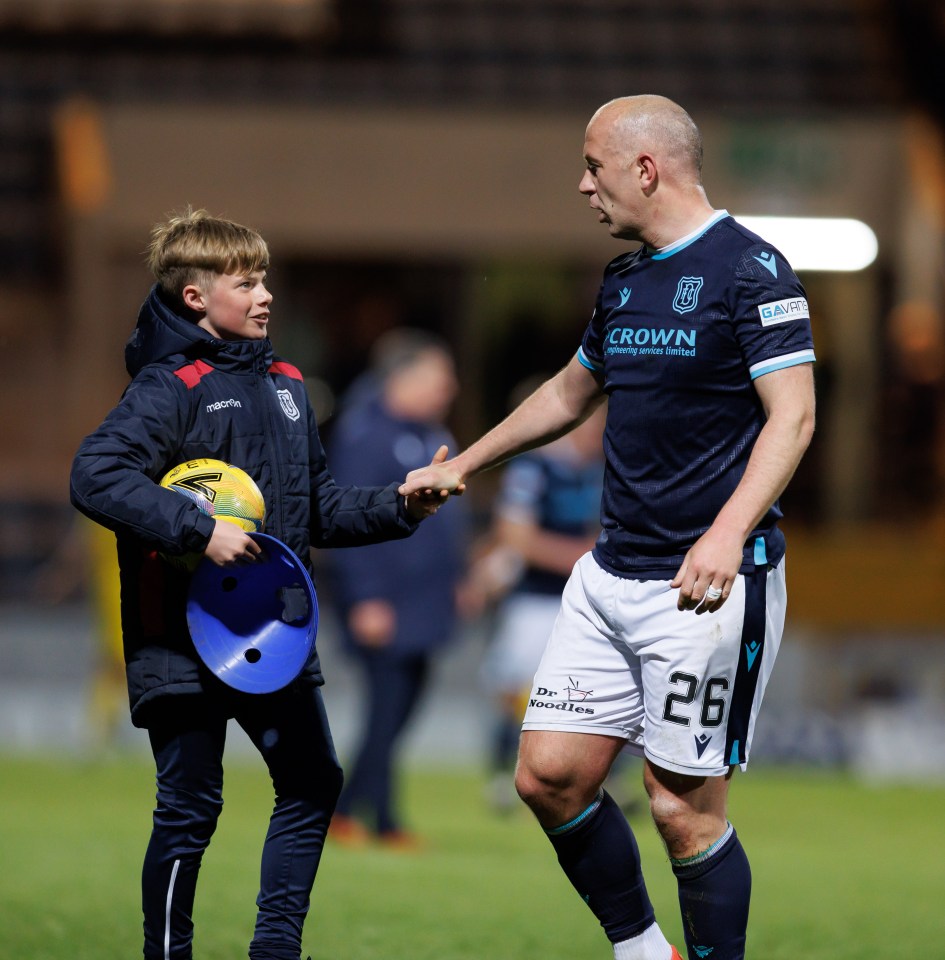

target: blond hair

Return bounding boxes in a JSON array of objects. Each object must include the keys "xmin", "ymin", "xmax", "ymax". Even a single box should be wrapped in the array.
[{"xmin": 146, "ymin": 207, "xmax": 270, "ymax": 301}]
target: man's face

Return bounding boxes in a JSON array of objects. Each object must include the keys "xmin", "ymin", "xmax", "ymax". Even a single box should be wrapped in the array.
[
  {"xmin": 579, "ymin": 115, "xmax": 643, "ymax": 242},
  {"xmin": 195, "ymin": 270, "xmax": 271, "ymax": 341}
]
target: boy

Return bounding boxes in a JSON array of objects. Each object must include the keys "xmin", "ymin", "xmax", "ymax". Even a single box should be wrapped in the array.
[{"xmin": 70, "ymin": 208, "xmax": 446, "ymax": 960}]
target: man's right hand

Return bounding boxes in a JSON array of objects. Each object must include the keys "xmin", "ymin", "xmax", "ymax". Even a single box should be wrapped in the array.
[
  {"xmin": 203, "ymin": 518, "xmax": 262, "ymax": 566},
  {"xmin": 399, "ymin": 447, "xmax": 466, "ymax": 500}
]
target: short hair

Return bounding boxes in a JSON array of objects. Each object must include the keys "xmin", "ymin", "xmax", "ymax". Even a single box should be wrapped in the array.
[{"xmin": 146, "ymin": 207, "xmax": 270, "ymax": 302}]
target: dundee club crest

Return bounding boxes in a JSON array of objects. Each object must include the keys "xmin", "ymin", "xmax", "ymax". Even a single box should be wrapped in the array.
[
  {"xmin": 277, "ymin": 389, "xmax": 301, "ymax": 422},
  {"xmin": 673, "ymin": 276, "xmax": 703, "ymax": 315}
]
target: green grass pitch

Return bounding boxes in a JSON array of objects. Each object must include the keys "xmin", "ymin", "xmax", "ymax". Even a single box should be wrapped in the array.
[{"xmin": 1, "ymin": 755, "xmax": 942, "ymax": 959}]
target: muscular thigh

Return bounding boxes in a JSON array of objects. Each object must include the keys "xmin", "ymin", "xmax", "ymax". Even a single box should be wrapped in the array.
[{"xmin": 517, "ymin": 729, "xmax": 626, "ymax": 825}]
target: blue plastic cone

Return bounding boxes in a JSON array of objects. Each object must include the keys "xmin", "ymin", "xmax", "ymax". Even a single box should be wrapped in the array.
[{"xmin": 186, "ymin": 533, "xmax": 318, "ymax": 694}]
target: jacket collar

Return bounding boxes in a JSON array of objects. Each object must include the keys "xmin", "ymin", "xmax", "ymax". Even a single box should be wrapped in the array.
[{"xmin": 125, "ymin": 284, "xmax": 273, "ymax": 377}]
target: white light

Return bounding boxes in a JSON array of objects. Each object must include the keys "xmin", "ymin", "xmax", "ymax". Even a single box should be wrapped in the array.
[{"xmin": 735, "ymin": 216, "xmax": 878, "ymax": 272}]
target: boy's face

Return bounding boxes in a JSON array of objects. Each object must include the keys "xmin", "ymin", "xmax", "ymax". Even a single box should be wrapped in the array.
[{"xmin": 186, "ymin": 270, "xmax": 271, "ymax": 341}]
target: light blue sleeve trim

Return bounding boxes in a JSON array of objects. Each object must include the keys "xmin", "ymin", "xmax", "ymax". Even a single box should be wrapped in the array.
[
  {"xmin": 749, "ymin": 349, "xmax": 816, "ymax": 380},
  {"xmin": 577, "ymin": 346, "xmax": 602, "ymax": 372}
]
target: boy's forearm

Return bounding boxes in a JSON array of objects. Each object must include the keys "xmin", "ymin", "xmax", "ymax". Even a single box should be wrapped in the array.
[{"xmin": 311, "ymin": 481, "xmax": 417, "ymax": 547}]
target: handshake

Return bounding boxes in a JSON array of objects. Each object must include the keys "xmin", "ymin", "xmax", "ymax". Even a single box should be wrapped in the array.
[{"xmin": 399, "ymin": 445, "xmax": 467, "ymax": 521}]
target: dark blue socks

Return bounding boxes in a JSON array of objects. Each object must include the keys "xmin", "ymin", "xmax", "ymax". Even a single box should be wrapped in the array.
[
  {"xmin": 671, "ymin": 824, "xmax": 751, "ymax": 960},
  {"xmin": 545, "ymin": 790, "xmax": 656, "ymax": 943}
]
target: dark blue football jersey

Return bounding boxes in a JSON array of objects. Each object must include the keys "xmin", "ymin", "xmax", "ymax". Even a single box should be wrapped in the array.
[{"xmin": 578, "ymin": 211, "xmax": 816, "ymax": 580}]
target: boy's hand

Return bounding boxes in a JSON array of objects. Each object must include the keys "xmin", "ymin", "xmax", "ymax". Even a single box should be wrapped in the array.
[
  {"xmin": 402, "ymin": 445, "xmax": 464, "ymax": 520},
  {"xmin": 203, "ymin": 518, "xmax": 262, "ymax": 566}
]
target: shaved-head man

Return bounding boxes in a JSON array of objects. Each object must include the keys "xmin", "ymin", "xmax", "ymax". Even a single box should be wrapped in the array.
[{"xmin": 403, "ymin": 95, "xmax": 816, "ymax": 960}]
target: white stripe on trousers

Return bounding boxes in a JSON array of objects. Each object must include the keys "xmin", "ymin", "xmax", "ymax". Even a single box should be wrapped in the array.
[{"xmin": 164, "ymin": 859, "xmax": 180, "ymax": 960}]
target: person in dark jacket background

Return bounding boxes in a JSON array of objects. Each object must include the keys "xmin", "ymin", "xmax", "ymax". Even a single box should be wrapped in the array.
[
  {"xmin": 326, "ymin": 328, "xmax": 466, "ymax": 848},
  {"xmin": 70, "ymin": 209, "xmax": 447, "ymax": 960}
]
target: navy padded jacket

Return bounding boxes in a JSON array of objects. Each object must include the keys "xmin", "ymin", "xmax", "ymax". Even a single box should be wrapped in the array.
[{"xmin": 70, "ymin": 285, "xmax": 418, "ymax": 725}]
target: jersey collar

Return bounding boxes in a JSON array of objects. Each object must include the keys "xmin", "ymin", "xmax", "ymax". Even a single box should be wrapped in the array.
[{"xmin": 646, "ymin": 209, "xmax": 730, "ymax": 260}]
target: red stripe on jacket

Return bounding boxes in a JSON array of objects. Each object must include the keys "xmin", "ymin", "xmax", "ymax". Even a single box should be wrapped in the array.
[
  {"xmin": 269, "ymin": 361, "xmax": 303, "ymax": 380},
  {"xmin": 173, "ymin": 359, "xmax": 215, "ymax": 389}
]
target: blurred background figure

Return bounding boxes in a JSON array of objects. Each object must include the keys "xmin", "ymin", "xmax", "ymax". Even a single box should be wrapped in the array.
[
  {"xmin": 325, "ymin": 328, "xmax": 466, "ymax": 848},
  {"xmin": 32, "ymin": 515, "xmax": 127, "ymax": 754},
  {"xmin": 468, "ymin": 392, "xmax": 638, "ymax": 813}
]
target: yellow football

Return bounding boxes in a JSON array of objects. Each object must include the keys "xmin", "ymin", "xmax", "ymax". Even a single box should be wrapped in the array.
[{"xmin": 159, "ymin": 459, "xmax": 266, "ymax": 570}]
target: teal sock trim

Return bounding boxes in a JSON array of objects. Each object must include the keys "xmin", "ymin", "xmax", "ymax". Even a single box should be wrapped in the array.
[
  {"xmin": 544, "ymin": 791, "xmax": 604, "ymax": 837},
  {"xmin": 670, "ymin": 822, "xmax": 734, "ymax": 867}
]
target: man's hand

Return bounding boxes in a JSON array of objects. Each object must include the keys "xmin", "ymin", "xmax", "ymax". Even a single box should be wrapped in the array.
[
  {"xmin": 402, "ymin": 445, "xmax": 466, "ymax": 520},
  {"xmin": 203, "ymin": 518, "xmax": 262, "ymax": 566},
  {"xmin": 671, "ymin": 525, "xmax": 744, "ymax": 614}
]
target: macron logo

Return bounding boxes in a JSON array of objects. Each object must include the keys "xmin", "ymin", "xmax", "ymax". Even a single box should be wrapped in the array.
[
  {"xmin": 745, "ymin": 641, "xmax": 761, "ymax": 671},
  {"xmin": 206, "ymin": 398, "xmax": 242, "ymax": 413},
  {"xmin": 753, "ymin": 250, "xmax": 778, "ymax": 278}
]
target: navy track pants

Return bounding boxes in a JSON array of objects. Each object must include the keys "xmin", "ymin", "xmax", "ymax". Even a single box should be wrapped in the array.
[{"xmin": 142, "ymin": 684, "xmax": 342, "ymax": 960}]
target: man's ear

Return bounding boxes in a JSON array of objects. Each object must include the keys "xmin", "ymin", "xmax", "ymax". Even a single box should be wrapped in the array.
[
  {"xmin": 181, "ymin": 283, "xmax": 206, "ymax": 313},
  {"xmin": 637, "ymin": 153, "xmax": 658, "ymax": 195}
]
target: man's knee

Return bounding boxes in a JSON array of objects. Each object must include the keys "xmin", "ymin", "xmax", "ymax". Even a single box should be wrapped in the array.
[
  {"xmin": 513, "ymin": 751, "xmax": 572, "ymax": 808},
  {"xmin": 514, "ymin": 731, "xmax": 617, "ymax": 822},
  {"xmin": 644, "ymin": 761, "xmax": 730, "ymax": 858},
  {"xmin": 647, "ymin": 786, "xmax": 693, "ymax": 845}
]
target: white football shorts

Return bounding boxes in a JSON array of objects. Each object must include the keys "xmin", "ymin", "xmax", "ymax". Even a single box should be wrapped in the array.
[{"xmin": 521, "ymin": 552, "xmax": 787, "ymax": 777}]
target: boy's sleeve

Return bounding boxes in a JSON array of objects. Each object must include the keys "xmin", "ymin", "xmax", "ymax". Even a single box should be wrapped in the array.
[{"xmin": 70, "ymin": 370, "xmax": 217, "ymax": 555}]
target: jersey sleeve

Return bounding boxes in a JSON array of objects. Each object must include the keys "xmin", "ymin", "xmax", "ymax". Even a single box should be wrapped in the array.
[
  {"xmin": 577, "ymin": 282, "xmax": 607, "ymax": 372},
  {"xmin": 731, "ymin": 243, "xmax": 816, "ymax": 380}
]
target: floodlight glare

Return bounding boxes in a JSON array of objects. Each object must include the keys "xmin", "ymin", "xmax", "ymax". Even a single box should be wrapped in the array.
[{"xmin": 736, "ymin": 216, "xmax": 878, "ymax": 272}]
